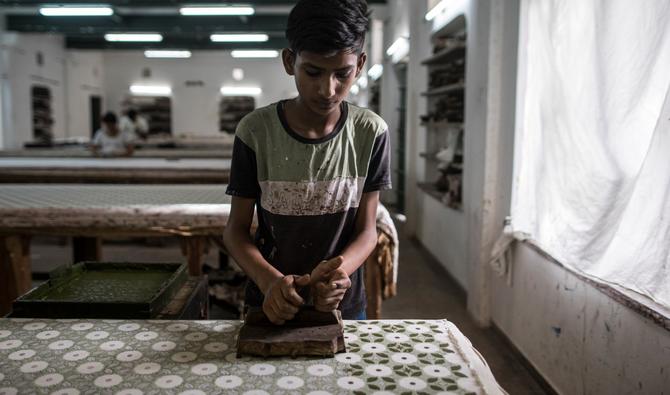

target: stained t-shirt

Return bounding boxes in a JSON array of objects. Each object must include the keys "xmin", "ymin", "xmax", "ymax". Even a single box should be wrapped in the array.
[{"xmin": 225, "ymin": 100, "xmax": 391, "ymax": 318}]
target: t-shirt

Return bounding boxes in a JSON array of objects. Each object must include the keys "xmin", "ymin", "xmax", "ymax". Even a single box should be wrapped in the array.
[
  {"xmin": 119, "ymin": 115, "xmax": 149, "ymax": 139},
  {"xmin": 91, "ymin": 129, "xmax": 134, "ymax": 155},
  {"xmin": 226, "ymin": 100, "xmax": 392, "ymax": 318}
]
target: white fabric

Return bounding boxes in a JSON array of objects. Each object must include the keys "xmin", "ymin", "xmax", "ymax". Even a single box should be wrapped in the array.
[
  {"xmin": 91, "ymin": 128, "xmax": 134, "ymax": 155},
  {"xmin": 512, "ymin": 0, "xmax": 670, "ymax": 308},
  {"xmin": 119, "ymin": 115, "xmax": 149, "ymax": 139}
]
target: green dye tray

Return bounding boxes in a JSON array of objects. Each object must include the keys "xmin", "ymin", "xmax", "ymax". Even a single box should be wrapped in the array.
[{"xmin": 12, "ymin": 262, "xmax": 187, "ymax": 319}]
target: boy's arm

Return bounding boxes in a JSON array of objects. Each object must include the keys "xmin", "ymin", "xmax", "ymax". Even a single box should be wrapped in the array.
[
  {"xmin": 340, "ymin": 190, "xmax": 380, "ymax": 275},
  {"xmin": 223, "ymin": 196, "xmax": 309, "ymax": 324}
]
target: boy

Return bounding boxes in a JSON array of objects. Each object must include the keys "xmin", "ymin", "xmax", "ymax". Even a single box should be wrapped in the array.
[
  {"xmin": 90, "ymin": 112, "xmax": 135, "ymax": 157},
  {"xmin": 223, "ymin": 0, "xmax": 391, "ymax": 324}
]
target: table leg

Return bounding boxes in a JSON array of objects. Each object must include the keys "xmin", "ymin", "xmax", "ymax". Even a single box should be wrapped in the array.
[
  {"xmin": 72, "ymin": 237, "xmax": 101, "ymax": 263},
  {"xmin": 181, "ymin": 236, "xmax": 207, "ymax": 276},
  {"xmin": 364, "ymin": 249, "xmax": 383, "ymax": 320},
  {"xmin": 0, "ymin": 235, "xmax": 32, "ymax": 316}
]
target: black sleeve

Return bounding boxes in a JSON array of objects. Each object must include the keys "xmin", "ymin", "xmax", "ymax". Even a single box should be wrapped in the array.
[
  {"xmin": 225, "ymin": 136, "xmax": 261, "ymax": 198},
  {"xmin": 363, "ymin": 130, "xmax": 392, "ymax": 192}
]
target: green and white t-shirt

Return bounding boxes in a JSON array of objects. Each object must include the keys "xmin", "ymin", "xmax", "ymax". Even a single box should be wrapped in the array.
[{"xmin": 226, "ymin": 100, "xmax": 391, "ymax": 318}]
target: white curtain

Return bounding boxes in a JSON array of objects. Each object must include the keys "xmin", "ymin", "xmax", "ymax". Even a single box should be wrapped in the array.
[{"xmin": 512, "ymin": 0, "xmax": 670, "ymax": 308}]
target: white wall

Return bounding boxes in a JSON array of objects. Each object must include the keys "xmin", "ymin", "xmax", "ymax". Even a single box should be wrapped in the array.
[
  {"xmin": 0, "ymin": 33, "xmax": 67, "ymax": 148},
  {"xmin": 65, "ymin": 51, "xmax": 105, "ymax": 139},
  {"xmin": 102, "ymin": 51, "xmax": 296, "ymax": 136}
]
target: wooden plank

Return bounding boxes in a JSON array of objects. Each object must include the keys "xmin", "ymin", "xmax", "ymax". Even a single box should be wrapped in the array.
[{"xmin": 0, "ymin": 235, "xmax": 32, "ymax": 316}]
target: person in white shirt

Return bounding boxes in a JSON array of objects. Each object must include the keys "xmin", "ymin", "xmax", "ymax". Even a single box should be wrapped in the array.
[
  {"xmin": 90, "ymin": 112, "xmax": 134, "ymax": 156},
  {"xmin": 119, "ymin": 108, "xmax": 149, "ymax": 140}
]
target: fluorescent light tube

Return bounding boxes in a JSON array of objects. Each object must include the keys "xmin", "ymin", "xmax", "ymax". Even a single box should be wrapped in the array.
[
  {"xmin": 230, "ymin": 50, "xmax": 279, "ymax": 58},
  {"xmin": 220, "ymin": 86, "xmax": 262, "ymax": 96},
  {"xmin": 211, "ymin": 33, "xmax": 269, "ymax": 42},
  {"xmin": 39, "ymin": 6, "xmax": 113, "ymax": 16},
  {"xmin": 130, "ymin": 85, "xmax": 172, "ymax": 96},
  {"xmin": 367, "ymin": 64, "xmax": 383, "ymax": 80},
  {"xmin": 180, "ymin": 6, "xmax": 254, "ymax": 16},
  {"xmin": 144, "ymin": 50, "xmax": 192, "ymax": 58},
  {"xmin": 425, "ymin": 0, "xmax": 449, "ymax": 21},
  {"xmin": 105, "ymin": 33, "xmax": 163, "ymax": 42}
]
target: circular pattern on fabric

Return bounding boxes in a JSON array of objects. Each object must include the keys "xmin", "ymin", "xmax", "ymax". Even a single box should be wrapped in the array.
[
  {"xmin": 243, "ymin": 391, "xmax": 270, "ymax": 395},
  {"xmin": 23, "ymin": 322, "xmax": 47, "ymax": 331},
  {"xmin": 70, "ymin": 323, "xmax": 94, "ymax": 331},
  {"xmin": 0, "ymin": 388, "xmax": 18, "ymax": 395},
  {"xmin": 166, "ymin": 323, "xmax": 189, "ymax": 332},
  {"xmin": 336, "ymin": 376, "xmax": 365, "ymax": 390},
  {"xmin": 76, "ymin": 362, "xmax": 104, "ymax": 374},
  {"xmin": 184, "ymin": 332, "xmax": 208, "ymax": 342},
  {"xmin": 215, "ymin": 375, "xmax": 242, "ymax": 389},
  {"xmin": 35, "ymin": 330, "xmax": 60, "ymax": 340},
  {"xmin": 116, "ymin": 351, "xmax": 143, "ymax": 362},
  {"xmin": 361, "ymin": 342, "xmax": 387, "ymax": 353},
  {"xmin": 118, "ymin": 323, "xmax": 141, "ymax": 332},
  {"xmin": 365, "ymin": 364, "xmax": 393, "ymax": 377},
  {"xmin": 203, "ymin": 342, "xmax": 228, "ymax": 353},
  {"xmin": 20, "ymin": 361, "xmax": 48, "ymax": 373},
  {"xmin": 191, "ymin": 363, "xmax": 218, "ymax": 376},
  {"xmin": 100, "ymin": 341, "xmax": 125, "ymax": 351},
  {"xmin": 398, "ymin": 377, "xmax": 427, "ymax": 391},
  {"xmin": 306, "ymin": 364, "xmax": 334, "ymax": 377},
  {"xmin": 154, "ymin": 375, "xmax": 183, "ymax": 389},
  {"xmin": 357, "ymin": 324, "xmax": 381, "ymax": 334},
  {"xmin": 423, "ymin": 364, "xmax": 451, "ymax": 377},
  {"xmin": 385, "ymin": 332, "xmax": 409, "ymax": 342},
  {"xmin": 63, "ymin": 350, "xmax": 89, "ymax": 361},
  {"xmin": 8, "ymin": 349, "xmax": 35, "ymax": 361},
  {"xmin": 178, "ymin": 390, "xmax": 206, "ymax": 395},
  {"xmin": 335, "ymin": 353, "xmax": 362, "ymax": 364},
  {"xmin": 133, "ymin": 362, "xmax": 161, "ymax": 375},
  {"xmin": 114, "ymin": 389, "xmax": 143, "ymax": 395},
  {"xmin": 85, "ymin": 331, "xmax": 109, "ymax": 340},
  {"xmin": 276, "ymin": 376, "xmax": 304, "ymax": 390},
  {"xmin": 34, "ymin": 373, "xmax": 63, "ymax": 387},
  {"xmin": 151, "ymin": 341, "xmax": 176, "ymax": 352},
  {"xmin": 0, "ymin": 340, "xmax": 22, "ymax": 350},
  {"xmin": 51, "ymin": 389, "xmax": 80, "ymax": 395},
  {"xmin": 248, "ymin": 364, "xmax": 275, "ymax": 376},
  {"xmin": 406, "ymin": 324, "xmax": 430, "ymax": 334},
  {"xmin": 94, "ymin": 374, "xmax": 123, "ymax": 388},
  {"xmin": 213, "ymin": 324, "xmax": 235, "ymax": 333},
  {"xmin": 134, "ymin": 331, "xmax": 158, "ymax": 341},
  {"xmin": 0, "ymin": 330, "xmax": 11, "ymax": 339},
  {"xmin": 413, "ymin": 342, "xmax": 439, "ymax": 353},
  {"xmin": 171, "ymin": 352, "xmax": 197, "ymax": 363},
  {"xmin": 391, "ymin": 352, "xmax": 418, "ymax": 364},
  {"xmin": 48, "ymin": 340, "xmax": 74, "ymax": 350}
]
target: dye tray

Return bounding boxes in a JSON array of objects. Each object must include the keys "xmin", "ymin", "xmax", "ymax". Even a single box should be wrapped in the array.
[{"xmin": 12, "ymin": 262, "xmax": 187, "ymax": 318}]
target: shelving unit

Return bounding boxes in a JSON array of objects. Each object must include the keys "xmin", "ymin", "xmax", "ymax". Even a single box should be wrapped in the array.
[
  {"xmin": 219, "ymin": 96, "xmax": 255, "ymax": 134},
  {"xmin": 31, "ymin": 85, "xmax": 53, "ymax": 143},
  {"xmin": 418, "ymin": 18, "xmax": 467, "ymax": 211},
  {"xmin": 126, "ymin": 96, "xmax": 172, "ymax": 135}
]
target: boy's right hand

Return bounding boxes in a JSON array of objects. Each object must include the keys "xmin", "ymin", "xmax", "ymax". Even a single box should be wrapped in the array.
[{"xmin": 262, "ymin": 274, "xmax": 310, "ymax": 325}]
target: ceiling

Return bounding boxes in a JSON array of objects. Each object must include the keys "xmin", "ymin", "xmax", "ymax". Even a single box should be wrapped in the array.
[{"xmin": 0, "ymin": 1, "xmax": 387, "ymax": 50}]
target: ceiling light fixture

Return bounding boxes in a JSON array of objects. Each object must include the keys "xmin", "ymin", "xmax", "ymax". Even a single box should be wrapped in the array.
[
  {"xmin": 230, "ymin": 50, "xmax": 279, "ymax": 58},
  {"xmin": 130, "ymin": 85, "xmax": 172, "ymax": 96},
  {"xmin": 220, "ymin": 86, "xmax": 262, "ymax": 96},
  {"xmin": 39, "ymin": 6, "xmax": 114, "ymax": 16},
  {"xmin": 105, "ymin": 33, "xmax": 163, "ymax": 42},
  {"xmin": 210, "ymin": 33, "xmax": 269, "ymax": 43},
  {"xmin": 367, "ymin": 64, "xmax": 383, "ymax": 80},
  {"xmin": 144, "ymin": 50, "xmax": 192, "ymax": 58},
  {"xmin": 179, "ymin": 6, "xmax": 254, "ymax": 16}
]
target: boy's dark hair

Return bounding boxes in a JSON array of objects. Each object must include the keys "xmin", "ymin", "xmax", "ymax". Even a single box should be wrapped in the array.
[
  {"xmin": 286, "ymin": 0, "xmax": 369, "ymax": 55},
  {"xmin": 102, "ymin": 112, "xmax": 117, "ymax": 124},
  {"xmin": 127, "ymin": 109, "xmax": 137, "ymax": 120}
]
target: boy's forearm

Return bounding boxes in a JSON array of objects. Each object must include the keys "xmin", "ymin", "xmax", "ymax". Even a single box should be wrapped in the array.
[
  {"xmin": 223, "ymin": 228, "xmax": 283, "ymax": 294},
  {"xmin": 339, "ymin": 227, "xmax": 378, "ymax": 276}
]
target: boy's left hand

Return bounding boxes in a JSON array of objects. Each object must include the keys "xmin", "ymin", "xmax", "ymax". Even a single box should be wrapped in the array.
[{"xmin": 310, "ymin": 256, "xmax": 351, "ymax": 312}]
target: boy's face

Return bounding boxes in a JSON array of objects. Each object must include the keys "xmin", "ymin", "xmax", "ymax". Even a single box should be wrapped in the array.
[{"xmin": 283, "ymin": 48, "xmax": 366, "ymax": 116}]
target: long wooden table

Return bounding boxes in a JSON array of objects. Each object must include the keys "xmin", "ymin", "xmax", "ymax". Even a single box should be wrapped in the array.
[
  {"xmin": 0, "ymin": 147, "xmax": 232, "ymax": 159},
  {"xmin": 0, "ymin": 318, "xmax": 505, "ymax": 394},
  {"xmin": 0, "ymin": 158, "xmax": 230, "ymax": 184},
  {"xmin": 0, "ymin": 184, "xmax": 231, "ymax": 315}
]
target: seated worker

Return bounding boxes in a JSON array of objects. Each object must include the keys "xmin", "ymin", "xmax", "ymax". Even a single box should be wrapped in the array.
[
  {"xmin": 90, "ymin": 111, "xmax": 135, "ymax": 157},
  {"xmin": 223, "ymin": 0, "xmax": 391, "ymax": 324},
  {"xmin": 119, "ymin": 108, "xmax": 149, "ymax": 140}
]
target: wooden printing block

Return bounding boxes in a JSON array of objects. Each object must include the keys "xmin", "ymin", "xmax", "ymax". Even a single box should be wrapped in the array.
[{"xmin": 236, "ymin": 306, "xmax": 346, "ymax": 358}]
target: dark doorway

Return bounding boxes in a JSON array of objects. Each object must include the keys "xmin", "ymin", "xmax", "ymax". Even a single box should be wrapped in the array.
[{"xmin": 90, "ymin": 95, "xmax": 102, "ymax": 138}]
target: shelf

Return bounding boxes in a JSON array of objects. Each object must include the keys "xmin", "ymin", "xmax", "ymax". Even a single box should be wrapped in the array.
[
  {"xmin": 422, "ymin": 44, "xmax": 466, "ymax": 66},
  {"xmin": 421, "ymin": 83, "xmax": 465, "ymax": 96},
  {"xmin": 418, "ymin": 182, "xmax": 463, "ymax": 211}
]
